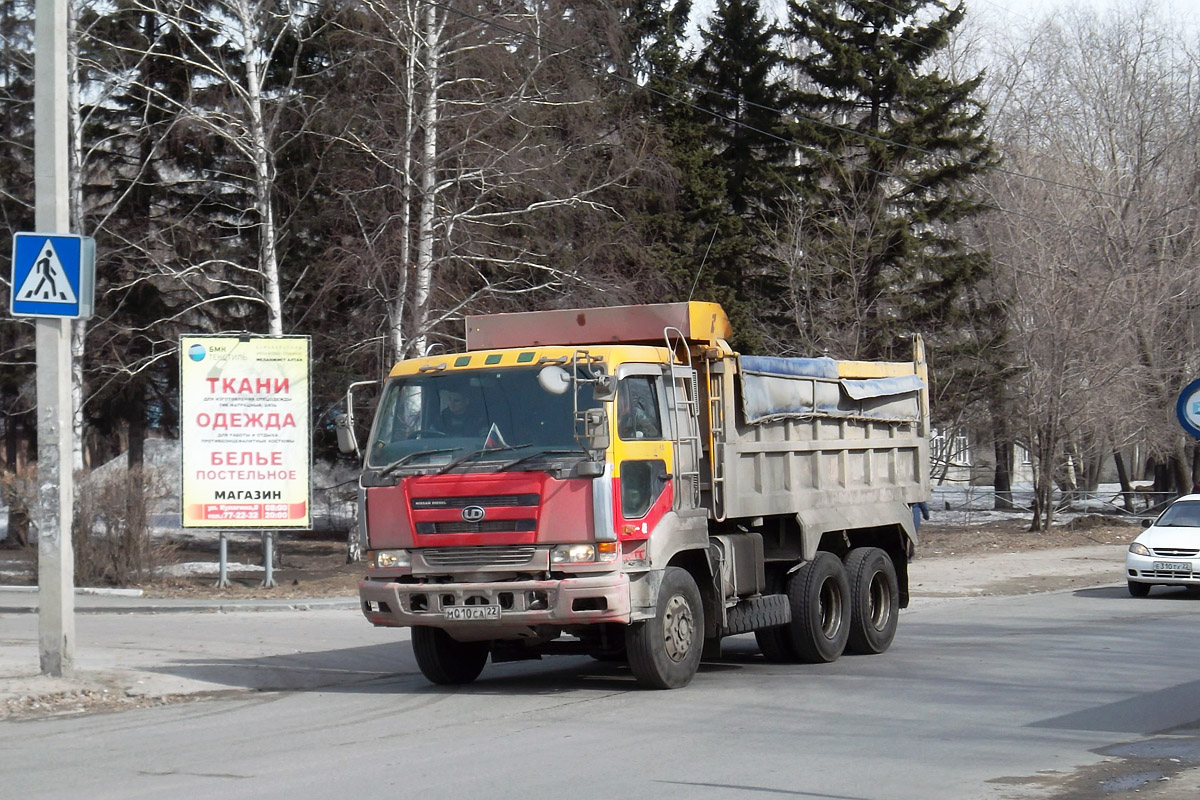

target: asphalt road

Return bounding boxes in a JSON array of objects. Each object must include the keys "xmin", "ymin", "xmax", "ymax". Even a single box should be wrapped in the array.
[{"xmin": 3, "ymin": 580, "xmax": 1200, "ymax": 800}]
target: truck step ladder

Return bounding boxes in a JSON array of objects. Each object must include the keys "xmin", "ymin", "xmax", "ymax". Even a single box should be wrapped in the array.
[
  {"xmin": 664, "ymin": 327, "xmax": 702, "ymax": 511},
  {"xmin": 705, "ymin": 357, "xmax": 727, "ymax": 522}
]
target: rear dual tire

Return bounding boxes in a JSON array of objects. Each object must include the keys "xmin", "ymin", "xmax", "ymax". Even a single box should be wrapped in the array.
[
  {"xmin": 755, "ymin": 548, "xmax": 900, "ymax": 663},
  {"xmin": 844, "ymin": 547, "xmax": 900, "ymax": 655},
  {"xmin": 755, "ymin": 552, "xmax": 850, "ymax": 664}
]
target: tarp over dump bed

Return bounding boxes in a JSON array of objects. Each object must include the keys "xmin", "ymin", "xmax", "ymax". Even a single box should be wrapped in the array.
[{"xmin": 738, "ymin": 356, "xmax": 925, "ymax": 425}]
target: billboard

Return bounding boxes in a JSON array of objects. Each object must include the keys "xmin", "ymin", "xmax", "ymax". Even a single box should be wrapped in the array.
[{"xmin": 180, "ymin": 335, "xmax": 311, "ymax": 528}]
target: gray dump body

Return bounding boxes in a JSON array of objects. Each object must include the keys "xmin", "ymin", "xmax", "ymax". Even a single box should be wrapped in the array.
[{"xmin": 703, "ymin": 351, "xmax": 929, "ymax": 547}]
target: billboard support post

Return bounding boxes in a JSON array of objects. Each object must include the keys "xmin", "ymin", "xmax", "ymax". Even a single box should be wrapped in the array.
[
  {"xmin": 215, "ymin": 533, "xmax": 231, "ymax": 588},
  {"xmin": 262, "ymin": 532, "xmax": 276, "ymax": 588}
]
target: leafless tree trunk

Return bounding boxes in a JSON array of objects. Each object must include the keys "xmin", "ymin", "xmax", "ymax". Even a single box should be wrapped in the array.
[{"xmin": 326, "ymin": 0, "xmax": 639, "ymax": 361}]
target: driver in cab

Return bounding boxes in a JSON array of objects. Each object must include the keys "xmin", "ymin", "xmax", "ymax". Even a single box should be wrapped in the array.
[{"xmin": 440, "ymin": 389, "xmax": 485, "ymax": 437}]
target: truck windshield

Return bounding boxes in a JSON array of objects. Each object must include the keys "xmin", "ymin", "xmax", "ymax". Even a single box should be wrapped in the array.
[{"xmin": 365, "ymin": 366, "xmax": 599, "ymax": 472}]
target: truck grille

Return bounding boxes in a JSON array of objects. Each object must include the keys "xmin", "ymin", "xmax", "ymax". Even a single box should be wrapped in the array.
[
  {"xmin": 416, "ymin": 519, "xmax": 537, "ymax": 534},
  {"xmin": 411, "ymin": 494, "xmax": 539, "ymax": 509},
  {"xmin": 423, "ymin": 546, "xmax": 538, "ymax": 567}
]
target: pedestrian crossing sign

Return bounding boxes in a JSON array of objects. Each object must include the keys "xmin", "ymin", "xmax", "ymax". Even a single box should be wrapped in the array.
[{"xmin": 9, "ymin": 232, "xmax": 94, "ymax": 319}]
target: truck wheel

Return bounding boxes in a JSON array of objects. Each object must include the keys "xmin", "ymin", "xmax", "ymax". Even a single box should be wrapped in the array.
[
  {"xmin": 755, "ymin": 568, "xmax": 794, "ymax": 662},
  {"xmin": 626, "ymin": 567, "xmax": 704, "ymax": 689},
  {"xmin": 411, "ymin": 627, "xmax": 490, "ymax": 685},
  {"xmin": 587, "ymin": 624, "xmax": 628, "ymax": 662},
  {"xmin": 787, "ymin": 552, "xmax": 850, "ymax": 663},
  {"xmin": 844, "ymin": 547, "xmax": 899, "ymax": 655},
  {"xmin": 754, "ymin": 626, "xmax": 793, "ymax": 662}
]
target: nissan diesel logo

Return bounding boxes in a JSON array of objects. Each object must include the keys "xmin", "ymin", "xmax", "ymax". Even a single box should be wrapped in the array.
[{"xmin": 461, "ymin": 505, "xmax": 486, "ymax": 523}]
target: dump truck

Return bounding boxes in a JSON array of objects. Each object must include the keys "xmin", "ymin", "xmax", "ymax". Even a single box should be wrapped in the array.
[{"xmin": 338, "ymin": 302, "xmax": 929, "ymax": 689}]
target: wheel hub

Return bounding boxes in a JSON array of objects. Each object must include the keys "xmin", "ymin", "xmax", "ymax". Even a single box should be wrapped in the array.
[
  {"xmin": 818, "ymin": 577, "xmax": 844, "ymax": 638},
  {"xmin": 662, "ymin": 593, "xmax": 694, "ymax": 662}
]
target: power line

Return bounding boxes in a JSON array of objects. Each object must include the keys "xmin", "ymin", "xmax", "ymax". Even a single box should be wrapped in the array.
[{"xmin": 423, "ymin": 0, "xmax": 1146, "ymax": 209}]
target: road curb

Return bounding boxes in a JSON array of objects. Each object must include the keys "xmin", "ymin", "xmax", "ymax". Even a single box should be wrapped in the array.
[{"xmin": 0, "ymin": 597, "xmax": 360, "ymax": 615}]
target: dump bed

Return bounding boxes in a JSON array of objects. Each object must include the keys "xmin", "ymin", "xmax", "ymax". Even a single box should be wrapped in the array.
[{"xmin": 704, "ymin": 345, "xmax": 929, "ymax": 539}]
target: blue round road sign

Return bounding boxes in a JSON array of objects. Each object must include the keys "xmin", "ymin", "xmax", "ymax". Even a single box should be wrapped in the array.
[{"xmin": 1176, "ymin": 379, "xmax": 1200, "ymax": 438}]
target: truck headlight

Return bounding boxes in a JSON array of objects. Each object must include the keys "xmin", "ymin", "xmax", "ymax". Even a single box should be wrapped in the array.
[
  {"xmin": 551, "ymin": 544, "xmax": 596, "ymax": 564},
  {"xmin": 1128, "ymin": 542, "xmax": 1151, "ymax": 556},
  {"xmin": 549, "ymin": 543, "xmax": 619, "ymax": 564},
  {"xmin": 370, "ymin": 549, "xmax": 411, "ymax": 569}
]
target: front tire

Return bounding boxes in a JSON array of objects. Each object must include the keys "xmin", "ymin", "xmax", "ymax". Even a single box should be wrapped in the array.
[
  {"xmin": 1128, "ymin": 581, "xmax": 1152, "ymax": 598},
  {"xmin": 626, "ymin": 566, "xmax": 704, "ymax": 689},
  {"xmin": 788, "ymin": 552, "xmax": 851, "ymax": 663},
  {"xmin": 411, "ymin": 627, "xmax": 490, "ymax": 685},
  {"xmin": 844, "ymin": 547, "xmax": 899, "ymax": 655}
]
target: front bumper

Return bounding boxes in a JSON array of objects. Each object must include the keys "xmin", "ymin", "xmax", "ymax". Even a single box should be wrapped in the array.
[
  {"xmin": 1126, "ymin": 552, "xmax": 1200, "ymax": 586},
  {"xmin": 359, "ymin": 572, "xmax": 632, "ymax": 633}
]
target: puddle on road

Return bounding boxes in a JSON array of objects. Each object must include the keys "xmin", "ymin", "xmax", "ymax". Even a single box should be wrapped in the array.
[{"xmin": 1096, "ymin": 770, "xmax": 1164, "ymax": 792}]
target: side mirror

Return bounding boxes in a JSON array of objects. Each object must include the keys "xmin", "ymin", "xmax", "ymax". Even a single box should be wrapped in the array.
[
  {"xmin": 538, "ymin": 365, "xmax": 571, "ymax": 395},
  {"xmin": 591, "ymin": 373, "xmax": 615, "ymax": 402},
  {"xmin": 337, "ymin": 379, "xmax": 379, "ymax": 459},
  {"xmin": 335, "ymin": 413, "xmax": 359, "ymax": 456},
  {"xmin": 582, "ymin": 408, "xmax": 610, "ymax": 453},
  {"xmin": 1142, "ymin": 518, "xmax": 1153, "ymax": 528}
]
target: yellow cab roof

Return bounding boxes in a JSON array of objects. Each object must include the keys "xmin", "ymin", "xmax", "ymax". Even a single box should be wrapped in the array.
[{"xmin": 387, "ymin": 344, "xmax": 674, "ymax": 378}]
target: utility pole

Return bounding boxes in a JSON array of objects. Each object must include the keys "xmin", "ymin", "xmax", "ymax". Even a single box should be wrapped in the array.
[{"xmin": 34, "ymin": 0, "xmax": 75, "ymax": 676}]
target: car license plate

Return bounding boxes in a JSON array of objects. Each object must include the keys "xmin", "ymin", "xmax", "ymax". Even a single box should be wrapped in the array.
[
  {"xmin": 1153, "ymin": 561, "xmax": 1192, "ymax": 572},
  {"xmin": 443, "ymin": 605, "xmax": 500, "ymax": 621}
]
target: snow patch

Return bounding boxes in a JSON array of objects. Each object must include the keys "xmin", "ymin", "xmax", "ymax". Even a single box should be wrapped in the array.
[{"xmin": 159, "ymin": 562, "xmax": 265, "ymax": 577}]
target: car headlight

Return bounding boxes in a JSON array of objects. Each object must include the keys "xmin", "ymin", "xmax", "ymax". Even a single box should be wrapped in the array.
[
  {"xmin": 369, "ymin": 549, "xmax": 411, "ymax": 569},
  {"xmin": 1128, "ymin": 542, "xmax": 1151, "ymax": 556}
]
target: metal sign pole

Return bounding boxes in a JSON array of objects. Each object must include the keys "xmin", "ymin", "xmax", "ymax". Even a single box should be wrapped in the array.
[{"xmin": 33, "ymin": 0, "xmax": 74, "ymax": 676}]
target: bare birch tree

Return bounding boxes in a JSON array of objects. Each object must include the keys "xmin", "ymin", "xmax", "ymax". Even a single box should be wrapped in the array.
[
  {"xmin": 977, "ymin": 1, "xmax": 1200, "ymax": 527},
  {"xmin": 322, "ymin": 0, "xmax": 642, "ymax": 363},
  {"xmin": 93, "ymin": 0, "xmax": 327, "ymax": 337}
]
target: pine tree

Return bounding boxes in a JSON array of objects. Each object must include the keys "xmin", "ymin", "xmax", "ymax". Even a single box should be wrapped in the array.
[
  {"xmin": 1, "ymin": 0, "xmax": 37, "ymax": 542},
  {"xmin": 690, "ymin": 0, "xmax": 793, "ymax": 351},
  {"xmin": 783, "ymin": 0, "xmax": 997, "ymax": 361}
]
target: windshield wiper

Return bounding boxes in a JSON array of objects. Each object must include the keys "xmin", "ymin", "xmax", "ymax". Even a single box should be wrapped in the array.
[
  {"xmin": 435, "ymin": 443, "xmax": 532, "ymax": 475},
  {"xmin": 497, "ymin": 448, "xmax": 585, "ymax": 472},
  {"xmin": 377, "ymin": 447, "xmax": 461, "ymax": 479}
]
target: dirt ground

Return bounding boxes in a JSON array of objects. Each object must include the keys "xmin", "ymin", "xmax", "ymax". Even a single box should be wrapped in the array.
[
  {"xmin": 917, "ymin": 514, "xmax": 1137, "ymax": 558},
  {"xmin": 0, "ymin": 513, "xmax": 1142, "ymax": 600}
]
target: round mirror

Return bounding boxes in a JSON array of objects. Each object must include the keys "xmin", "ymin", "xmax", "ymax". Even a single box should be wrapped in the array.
[{"xmin": 538, "ymin": 365, "xmax": 571, "ymax": 395}]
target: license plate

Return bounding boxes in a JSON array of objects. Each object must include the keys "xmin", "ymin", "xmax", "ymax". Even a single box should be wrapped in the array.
[
  {"xmin": 1153, "ymin": 561, "xmax": 1192, "ymax": 572},
  {"xmin": 443, "ymin": 605, "xmax": 500, "ymax": 621}
]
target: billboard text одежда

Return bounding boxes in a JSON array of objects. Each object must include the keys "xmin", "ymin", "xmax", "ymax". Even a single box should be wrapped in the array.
[{"xmin": 180, "ymin": 335, "xmax": 311, "ymax": 528}]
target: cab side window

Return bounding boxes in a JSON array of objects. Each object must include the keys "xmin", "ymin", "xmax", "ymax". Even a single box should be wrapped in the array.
[{"xmin": 617, "ymin": 376, "xmax": 663, "ymax": 441}]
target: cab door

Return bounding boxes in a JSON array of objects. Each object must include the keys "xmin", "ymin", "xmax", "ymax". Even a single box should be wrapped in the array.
[{"xmin": 613, "ymin": 371, "xmax": 672, "ymax": 534}]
